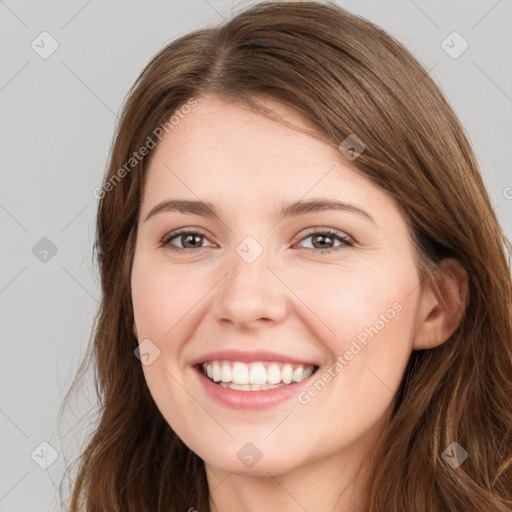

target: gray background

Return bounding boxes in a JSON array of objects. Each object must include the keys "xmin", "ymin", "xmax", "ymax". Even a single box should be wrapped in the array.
[{"xmin": 1, "ymin": 1, "xmax": 510, "ymax": 511}]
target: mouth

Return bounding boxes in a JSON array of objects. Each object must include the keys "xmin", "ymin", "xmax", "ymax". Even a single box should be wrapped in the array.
[{"xmin": 196, "ymin": 360, "xmax": 319, "ymax": 391}]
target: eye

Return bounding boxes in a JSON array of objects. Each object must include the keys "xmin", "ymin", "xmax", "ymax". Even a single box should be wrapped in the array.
[
  {"xmin": 295, "ymin": 228, "xmax": 353, "ymax": 254},
  {"xmin": 160, "ymin": 228, "xmax": 215, "ymax": 253},
  {"xmin": 160, "ymin": 227, "xmax": 353, "ymax": 254}
]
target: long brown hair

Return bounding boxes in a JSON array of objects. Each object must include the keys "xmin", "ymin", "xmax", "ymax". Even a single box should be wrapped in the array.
[{"xmin": 59, "ymin": 2, "xmax": 512, "ymax": 510}]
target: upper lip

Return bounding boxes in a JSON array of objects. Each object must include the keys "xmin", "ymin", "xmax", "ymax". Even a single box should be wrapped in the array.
[{"xmin": 191, "ymin": 349, "xmax": 319, "ymax": 367}]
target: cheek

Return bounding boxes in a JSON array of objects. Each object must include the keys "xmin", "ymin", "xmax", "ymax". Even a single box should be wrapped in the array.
[
  {"xmin": 131, "ymin": 258, "xmax": 204, "ymax": 338},
  {"xmin": 286, "ymin": 274, "xmax": 416, "ymax": 458},
  {"xmin": 286, "ymin": 256, "xmax": 416, "ymax": 342},
  {"xmin": 131, "ymin": 260, "xmax": 202, "ymax": 433},
  {"xmin": 286, "ymin": 257, "xmax": 418, "ymax": 402}
]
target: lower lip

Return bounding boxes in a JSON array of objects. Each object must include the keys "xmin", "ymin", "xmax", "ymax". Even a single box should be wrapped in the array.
[{"xmin": 194, "ymin": 366, "xmax": 317, "ymax": 410}]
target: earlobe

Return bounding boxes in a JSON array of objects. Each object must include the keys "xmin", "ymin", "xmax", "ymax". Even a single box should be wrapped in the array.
[{"xmin": 413, "ymin": 258, "xmax": 469, "ymax": 350}]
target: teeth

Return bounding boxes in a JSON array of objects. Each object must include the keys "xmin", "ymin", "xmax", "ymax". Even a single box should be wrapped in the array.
[
  {"xmin": 282, "ymin": 364, "xmax": 293, "ymax": 384},
  {"xmin": 221, "ymin": 363, "xmax": 232, "ymax": 383},
  {"xmin": 218, "ymin": 382, "xmax": 286, "ymax": 391},
  {"xmin": 292, "ymin": 366, "xmax": 303, "ymax": 382},
  {"xmin": 232, "ymin": 362, "xmax": 249, "ymax": 384},
  {"xmin": 249, "ymin": 363, "xmax": 267, "ymax": 385},
  {"xmin": 266, "ymin": 363, "xmax": 281, "ymax": 384},
  {"xmin": 302, "ymin": 366, "xmax": 313, "ymax": 379},
  {"xmin": 201, "ymin": 360, "xmax": 316, "ymax": 387},
  {"xmin": 212, "ymin": 362, "xmax": 222, "ymax": 382}
]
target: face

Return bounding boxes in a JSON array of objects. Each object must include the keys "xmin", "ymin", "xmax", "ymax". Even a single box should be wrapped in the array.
[{"xmin": 131, "ymin": 95, "xmax": 425, "ymax": 479}]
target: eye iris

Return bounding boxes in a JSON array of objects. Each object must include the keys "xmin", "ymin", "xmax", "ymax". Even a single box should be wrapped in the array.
[
  {"xmin": 182, "ymin": 234, "xmax": 202, "ymax": 248},
  {"xmin": 313, "ymin": 234, "xmax": 333, "ymax": 249}
]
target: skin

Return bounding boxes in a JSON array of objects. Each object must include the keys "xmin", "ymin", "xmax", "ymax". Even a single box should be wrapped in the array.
[{"xmin": 131, "ymin": 95, "xmax": 469, "ymax": 511}]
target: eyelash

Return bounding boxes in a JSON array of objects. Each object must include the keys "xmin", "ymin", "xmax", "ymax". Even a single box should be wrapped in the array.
[{"xmin": 160, "ymin": 228, "xmax": 353, "ymax": 255}]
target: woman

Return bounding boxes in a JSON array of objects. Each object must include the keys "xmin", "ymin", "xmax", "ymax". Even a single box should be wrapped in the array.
[{"xmin": 60, "ymin": 1, "xmax": 512, "ymax": 510}]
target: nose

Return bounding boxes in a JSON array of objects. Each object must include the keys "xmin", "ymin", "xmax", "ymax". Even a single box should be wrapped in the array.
[{"xmin": 210, "ymin": 243, "xmax": 288, "ymax": 331}]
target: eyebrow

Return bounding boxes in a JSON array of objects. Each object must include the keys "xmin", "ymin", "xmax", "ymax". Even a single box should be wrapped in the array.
[{"xmin": 144, "ymin": 198, "xmax": 376, "ymax": 225}]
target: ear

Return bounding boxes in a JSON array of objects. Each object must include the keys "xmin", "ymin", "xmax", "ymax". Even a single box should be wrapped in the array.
[
  {"xmin": 413, "ymin": 258, "xmax": 469, "ymax": 350},
  {"xmin": 133, "ymin": 320, "xmax": 138, "ymax": 340}
]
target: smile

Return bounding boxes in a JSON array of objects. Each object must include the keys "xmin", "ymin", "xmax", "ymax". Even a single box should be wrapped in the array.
[{"xmin": 199, "ymin": 360, "xmax": 318, "ymax": 391}]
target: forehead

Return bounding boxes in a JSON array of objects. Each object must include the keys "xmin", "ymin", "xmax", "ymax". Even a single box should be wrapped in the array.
[
  {"xmin": 155, "ymin": 96, "xmax": 333, "ymax": 171},
  {"xmin": 141, "ymin": 97, "xmax": 401, "ymax": 232},
  {"xmin": 142, "ymin": 95, "xmax": 378, "ymax": 205}
]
